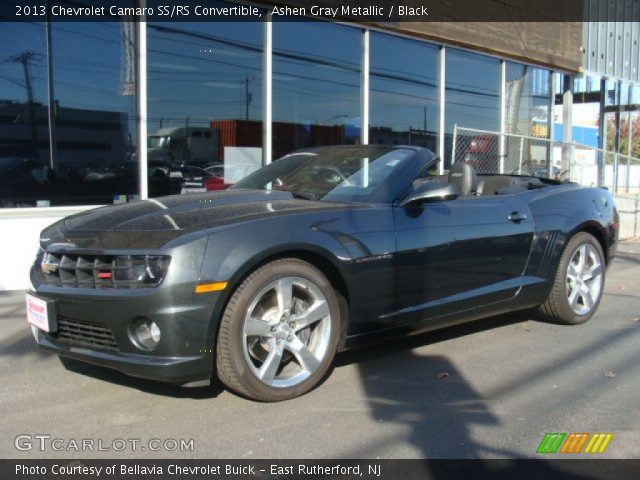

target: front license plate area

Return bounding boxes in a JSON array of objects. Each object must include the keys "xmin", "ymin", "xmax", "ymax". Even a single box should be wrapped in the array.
[{"xmin": 26, "ymin": 294, "xmax": 57, "ymax": 333}]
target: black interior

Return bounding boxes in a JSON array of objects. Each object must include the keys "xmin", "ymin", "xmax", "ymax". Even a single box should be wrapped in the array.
[{"xmin": 413, "ymin": 161, "xmax": 553, "ymax": 198}]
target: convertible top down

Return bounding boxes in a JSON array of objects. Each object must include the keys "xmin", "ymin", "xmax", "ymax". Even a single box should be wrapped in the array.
[{"xmin": 28, "ymin": 145, "xmax": 619, "ymax": 401}]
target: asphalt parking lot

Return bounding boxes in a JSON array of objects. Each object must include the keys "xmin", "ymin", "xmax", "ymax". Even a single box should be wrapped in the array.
[{"xmin": 1, "ymin": 241, "xmax": 639, "ymax": 459}]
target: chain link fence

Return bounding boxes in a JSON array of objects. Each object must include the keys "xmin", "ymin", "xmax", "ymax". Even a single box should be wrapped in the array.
[
  {"xmin": 451, "ymin": 125, "xmax": 640, "ymax": 195},
  {"xmin": 451, "ymin": 125, "xmax": 640, "ymax": 238}
]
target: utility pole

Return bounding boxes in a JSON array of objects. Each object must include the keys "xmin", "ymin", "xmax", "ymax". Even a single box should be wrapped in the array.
[
  {"xmin": 8, "ymin": 51, "xmax": 38, "ymax": 152},
  {"xmin": 45, "ymin": 18, "xmax": 57, "ymax": 171},
  {"xmin": 242, "ymin": 75, "xmax": 254, "ymax": 121},
  {"xmin": 423, "ymin": 106, "xmax": 427, "ymax": 133}
]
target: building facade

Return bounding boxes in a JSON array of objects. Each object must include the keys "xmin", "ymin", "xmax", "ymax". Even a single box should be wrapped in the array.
[{"xmin": 0, "ymin": 0, "xmax": 637, "ymax": 290}]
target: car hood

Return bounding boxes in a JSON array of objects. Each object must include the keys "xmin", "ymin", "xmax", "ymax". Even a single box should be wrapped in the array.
[{"xmin": 42, "ymin": 190, "xmax": 354, "ymax": 250}]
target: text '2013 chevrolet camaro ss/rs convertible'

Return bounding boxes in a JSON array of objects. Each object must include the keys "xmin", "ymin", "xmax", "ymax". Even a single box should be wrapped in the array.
[{"xmin": 27, "ymin": 145, "xmax": 618, "ymax": 401}]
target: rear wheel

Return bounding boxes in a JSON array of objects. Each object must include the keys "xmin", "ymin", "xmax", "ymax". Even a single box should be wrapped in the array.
[
  {"xmin": 538, "ymin": 232, "xmax": 605, "ymax": 325},
  {"xmin": 216, "ymin": 259, "xmax": 340, "ymax": 401}
]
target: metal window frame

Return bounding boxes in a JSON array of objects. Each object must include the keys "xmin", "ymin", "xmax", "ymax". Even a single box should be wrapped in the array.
[
  {"xmin": 437, "ymin": 45, "xmax": 446, "ymax": 174},
  {"xmin": 263, "ymin": 12, "xmax": 273, "ymax": 165},
  {"xmin": 360, "ymin": 29, "xmax": 370, "ymax": 146},
  {"xmin": 136, "ymin": 11, "xmax": 148, "ymax": 200},
  {"xmin": 499, "ymin": 60, "xmax": 506, "ymax": 173}
]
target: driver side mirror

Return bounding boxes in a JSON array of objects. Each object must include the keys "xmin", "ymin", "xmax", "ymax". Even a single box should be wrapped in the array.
[{"xmin": 401, "ymin": 182, "xmax": 460, "ymax": 207}]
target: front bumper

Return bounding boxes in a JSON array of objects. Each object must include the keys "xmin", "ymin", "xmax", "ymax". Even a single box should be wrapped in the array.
[
  {"xmin": 34, "ymin": 327, "xmax": 210, "ymax": 384},
  {"xmin": 31, "ymin": 281, "xmax": 221, "ymax": 384}
]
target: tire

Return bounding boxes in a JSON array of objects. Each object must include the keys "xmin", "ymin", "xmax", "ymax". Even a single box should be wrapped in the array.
[
  {"xmin": 216, "ymin": 259, "xmax": 341, "ymax": 401},
  {"xmin": 538, "ymin": 232, "xmax": 606, "ymax": 325}
]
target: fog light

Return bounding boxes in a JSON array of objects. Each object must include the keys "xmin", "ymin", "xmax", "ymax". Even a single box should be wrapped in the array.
[{"xmin": 130, "ymin": 318, "xmax": 161, "ymax": 350}]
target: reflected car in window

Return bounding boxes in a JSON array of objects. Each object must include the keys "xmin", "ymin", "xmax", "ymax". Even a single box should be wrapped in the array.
[{"xmin": 204, "ymin": 164, "xmax": 260, "ymax": 191}]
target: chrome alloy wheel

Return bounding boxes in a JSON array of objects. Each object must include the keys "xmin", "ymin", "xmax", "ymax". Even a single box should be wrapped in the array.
[
  {"xmin": 241, "ymin": 276, "xmax": 332, "ymax": 388},
  {"xmin": 566, "ymin": 244, "xmax": 603, "ymax": 315}
]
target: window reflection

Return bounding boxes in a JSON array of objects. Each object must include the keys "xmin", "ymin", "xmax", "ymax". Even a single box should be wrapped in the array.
[
  {"xmin": 148, "ymin": 2, "xmax": 263, "ymax": 195},
  {"xmin": 0, "ymin": 15, "xmax": 139, "ymax": 208},
  {"xmin": 445, "ymin": 49, "xmax": 500, "ymax": 166},
  {"xmin": 504, "ymin": 63, "xmax": 551, "ymax": 174},
  {"xmin": 0, "ymin": 22, "xmax": 50, "ymax": 207},
  {"xmin": 272, "ymin": 20, "xmax": 361, "ymax": 158},
  {"xmin": 49, "ymin": 19, "xmax": 138, "ymax": 205},
  {"xmin": 369, "ymin": 33, "xmax": 438, "ymax": 151},
  {"xmin": 505, "ymin": 63, "xmax": 550, "ymax": 137}
]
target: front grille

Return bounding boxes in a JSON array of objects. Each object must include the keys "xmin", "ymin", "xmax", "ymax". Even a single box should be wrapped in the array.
[
  {"xmin": 54, "ymin": 316, "xmax": 118, "ymax": 351},
  {"xmin": 41, "ymin": 253, "xmax": 169, "ymax": 289}
]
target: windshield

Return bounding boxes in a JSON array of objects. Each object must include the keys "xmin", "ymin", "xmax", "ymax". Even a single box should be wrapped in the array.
[
  {"xmin": 232, "ymin": 146, "xmax": 414, "ymax": 203},
  {"xmin": 148, "ymin": 136, "xmax": 170, "ymax": 148}
]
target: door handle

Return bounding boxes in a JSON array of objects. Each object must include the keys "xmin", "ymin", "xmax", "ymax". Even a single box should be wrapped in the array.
[{"xmin": 508, "ymin": 212, "xmax": 528, "ymax": 223}]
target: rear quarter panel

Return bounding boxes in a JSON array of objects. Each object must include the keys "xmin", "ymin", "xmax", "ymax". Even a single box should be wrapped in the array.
[{"xmin": 519, "ymin": 184, "xmax": 618, "ymax": 306}]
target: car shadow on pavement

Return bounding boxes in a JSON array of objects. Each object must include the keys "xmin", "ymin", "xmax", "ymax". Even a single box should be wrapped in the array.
[
  {"xmin": 331, "ymin": 315, "xmax": 606, "ymax": 478},
  {"xmin": 334, "ymin": 313, "xmax": 524, "ymax": 459},
  {"xmin": 612, "ymin": 252, "xmax": 640, "ymax": 266},
  {"xmin": 336, "ymin": 311, "xmax": 526, "ymax": 370},
  {"xmin": 0, "ymin": 328, "xmax": 51, "ymax": 360},
  {"xmin": 58, "ymin": 356, "xmax": 224, "ymax": 399}
]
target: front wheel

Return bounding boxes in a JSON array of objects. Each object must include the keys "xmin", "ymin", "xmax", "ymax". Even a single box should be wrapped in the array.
[
  {"xmin": 538, "ymin": 232, "xmax": 605, "ymax": 325},
  {"xmin": 216, "ymin": 259, "xmax": 340, "ymax": 401}
]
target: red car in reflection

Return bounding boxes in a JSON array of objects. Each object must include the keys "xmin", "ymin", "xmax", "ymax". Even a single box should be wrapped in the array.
[{"xmin": 204, "ymin": 164, "xmax": 259, "ymax": 191}]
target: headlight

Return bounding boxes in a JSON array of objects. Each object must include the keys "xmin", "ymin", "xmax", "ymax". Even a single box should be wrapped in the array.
[{"xmin": 113, "ymin": 255, "xmax": 170, "ymax": 285}]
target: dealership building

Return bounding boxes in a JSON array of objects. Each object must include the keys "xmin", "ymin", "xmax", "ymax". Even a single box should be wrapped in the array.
[{"xmin": 1, "ymin": 0, "xmax": 639, "ymax": 290}]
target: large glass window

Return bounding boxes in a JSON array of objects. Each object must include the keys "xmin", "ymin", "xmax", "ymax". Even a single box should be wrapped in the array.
[
  {"xmin": 148, "ymin": 2, "xmax": 263, "ymax": 195},
  {"xmin": 0, "ymin": 22, "xmax": 50, "ymax": 207},
  {"xmin": 272, "ymin": 20, "xmax": 361, "ymax": 159},
  {"xmin": 49, "ymin": 18, "xmax": 137, "ymax": 206},
  {"xmin": 505, "ymin": 63, "xmax": 551, "ymax": 137},
  {"xmin": 369, "ymin": 33, "xmax": 438, "ymax": 152},
  {"xmin": 555, "ymin": 73, "xmax": 601, "ymax": 147},
  {"xmin": 445, "ymin": 49, "xmax": 500, "ymax": 166},
  {"xmin": 1, "ymin": 16, "xmax": 137, "ymax": 208}
]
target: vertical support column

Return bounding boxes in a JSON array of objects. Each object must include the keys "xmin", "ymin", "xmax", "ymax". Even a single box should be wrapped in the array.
[
  {"xmin": 136, "ymin": 11, "xmax": 148, "ymax": 200},
  {"xmin": 547, "ymin": 71, "xmax": 555, "ymax": 177},
  {"xmin": 437, "ymin": 46, "xmax": 446, "ymax": 174},
  {"xmin": 360, "ymin": 29, "xmax": 369, "ymax": 146},
  {"xmin": 262, "ymin": 12, "xmax": 273, "ymax": 165},
  {"xmin": 597, "ymin": 77, "xmax": 607, "ymax": 187},
  {"xmin": 499, "ymin": 60, "xmax": 506, "ymax": 174},
  {"xmin": 518, "ymin": 136, "xmax": 524, "ymax": 174},
  {"xmin": 614, "ymin": 110, "xmax": 621, "ymax": 195},
  {"xmin": 45, "ymin": 15, "xmax": 57, "ymax": 172},
  {"xmin": 451, "ymin": 124, "xmax": 457, "ymax": 165},
  {"xmin": 635, "ymin": 196, "xmax": 639, "ymax": 238},
  {"xmin": 613, "ymin": 82, "xmax": 621, "ymax": 194},
  {"xmin": 626, "ymin": 105, "xmax": 632, "ymax": 194},
  {"xmin": 561, "ymin": 75, "xmax": 574, "ymax": 180}
]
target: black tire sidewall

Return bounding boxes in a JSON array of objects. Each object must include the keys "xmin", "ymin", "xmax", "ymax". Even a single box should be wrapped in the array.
[{"xmin": 221, "ymin": 260, "xmax": 341, "ymax": 401}]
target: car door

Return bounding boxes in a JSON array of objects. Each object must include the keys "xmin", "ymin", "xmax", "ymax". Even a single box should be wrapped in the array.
[{"xmin": 393, "ymin": 193, "xmax": 534, "ymax": 325}]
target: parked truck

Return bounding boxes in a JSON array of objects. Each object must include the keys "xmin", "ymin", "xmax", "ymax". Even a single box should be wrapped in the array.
[{"xmin": 147, "ymin": 126, "xmax": 220, "ymax": 166}]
